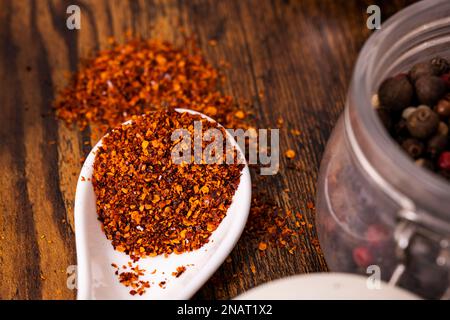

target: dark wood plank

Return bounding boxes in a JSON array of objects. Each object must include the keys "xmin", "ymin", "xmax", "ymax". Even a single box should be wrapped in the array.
[{"xmin": 0, "ymin": 0, "xmax": 417, "ymax": 299}]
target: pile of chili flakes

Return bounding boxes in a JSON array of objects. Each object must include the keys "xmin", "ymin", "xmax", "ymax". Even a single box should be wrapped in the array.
[
  {"xmin": 93, "ymin": 110, "xmax": 243, "ymax": 260},
  {"xmin": 54, "ymin": 38, "xmax": 246, "ymax": 133},
  {"xmin": 54, "ymin": 37, "xmax": 315, "ymax": 258}
]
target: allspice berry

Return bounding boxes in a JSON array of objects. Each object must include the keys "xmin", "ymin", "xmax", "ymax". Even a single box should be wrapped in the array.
[
  {"xmin": 415, "ymin": 76, "xmax": 447, "ymax": 106},
  {"xmin": 402, "ymin": 138, "xmax": 424, "ymax": 159},
  {"xmin": 409, "ymin": 61, "xmax": 437, "ymax": 83},
  {"xmin": 406, "ymin": 106, "xmax": 440, "ymax": 139},
  {"xmin": 430, "ymin": 56, "xmax": 450, "ymax": 76},
  {"xmin": 378, "ymin": 76, "xmax": 413, "ymax": 112},
  {"xmin": 427, "ymin": 135, "xmax": 448, "ymax": 159}
]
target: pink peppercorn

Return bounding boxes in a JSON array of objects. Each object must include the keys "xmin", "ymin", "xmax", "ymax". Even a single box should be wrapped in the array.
[
  {"xmin": 352, "ymin": 246, "xmax": 373, "ymax": 268},
  {"xmin": 438, "ymin": 151, "xmax": 450, "ymax": 171}
]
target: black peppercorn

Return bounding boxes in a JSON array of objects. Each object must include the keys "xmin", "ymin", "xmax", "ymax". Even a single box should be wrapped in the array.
[
  {"xmin": 406, "ymin": 106, "xmax": 440, "ymax": 139},
  {"xmin": 415, "ymin": 76, "xmax": 447, "ymax": 106},
  {"xmin": 430, "ymin": 56, "xmax": 450, "ymax": 76},
  {"xmin": 376, "ymin": 107, "xmax": 392, "ymax": 130},
  {"xmin": 427, "ymin": 135, "xmax": 448, "ymax": 159},
  {"xmin": 378, "ymin": 76, "xmax": 413, "ymax": 112},
  {"xmin": 394, "ymin": 118, "xmax": 409, "ymax": 139},
  {"xmin": 402, "ymin": 138, "xmax": 424, "ymax": 159},
  {"xmin": 409, "ymin": 62, "xmax": 438, "ymax": 83},
  {"xmin": 435, "ymin": 96, "xmax": 450, "ymax": 118}
]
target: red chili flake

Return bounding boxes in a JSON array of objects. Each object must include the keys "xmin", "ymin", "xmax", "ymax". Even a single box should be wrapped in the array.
[
  {"xmin": 172, "ymin": 266, "xmax": 187, "ymax": 278},
  {"xmin": 114, "ymin": 262, "xmax": 149, "ymax": 296},
  {"xmin": 258, "ymin": 242, "xmax": 267, "ymax": 251}
]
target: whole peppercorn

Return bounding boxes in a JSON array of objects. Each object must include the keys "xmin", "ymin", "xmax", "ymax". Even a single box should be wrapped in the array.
[
  {"xmin": 394, "ymin": 118, "xmax": 409, "ymax": 139},
  {"xmin": 441, "ymin": 73, "xmax": 450, "ymax": 88},
  {"xmin": 402, "ymin": 138, "xmax": 424, "ymax": 159},
  {"xmin": 376, "ymin": 107, "xmax": 392, "ymax": 130},
  {"xmin": 435, "ymin": 96, "xmax": 450, "ymax": 118},
  {"xmin": 402, "ymin": 106, "xmax": 417, "ymax": 120},
  {"xmin": 406, "ymin": 106, "xmax": 440, "ymax": 139},
  {"xmin": 415, "ymin": 158, "xmax": 435, "ymax": 171},
  {"xmin": 378, "ymin": 76, "xmax": 413, "ymax": 112},
  {"xmin": 430, "ymin": 56, "xmax": 450, "ymax": 75},
  {"xmin": 438, "ymin": 151, "xmax": 450, "ymax": 171},
  {"xmin": 415, "ymin": 75, "xmax": 447, "ymax": 106},
  {"xmin": 438, "ymin": 121, "xmax": 449, "ymax": 136},
  {"xmin": 409, "ymin": 61, "xmax": 438, "ymax": 83},
  {"xmin": 352, "ymin": 246, "xmax": 373, "ymax": 268},
  {"xmin": 427, "ymin": 135, "xmax": 448, "ymax": 159}
]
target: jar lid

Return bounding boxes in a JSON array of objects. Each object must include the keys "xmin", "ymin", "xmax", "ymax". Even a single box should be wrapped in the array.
[{"xmin": 235, "ymin": 273, "xmax": 420, "ymax": 300}]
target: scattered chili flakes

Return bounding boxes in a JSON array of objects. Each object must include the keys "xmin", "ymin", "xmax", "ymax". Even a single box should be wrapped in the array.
[
  {"xmin": 285, "ymin": 149, "xmax": 296, "ymax": 159},
  {"xmin": 159, "ymin": 281, "xmax": 166, "ymax": 289},
  {"xmin": 112, "ymin": 262, "xmax": 150, "ymax": 296},
  {"xmin": 258, "ymin": 241, "xmax": 267, "ymax": 251},
  {"xmin": 172, "ymin": 265, "xmax": 186, "ymax": 278},
  {"xmin": 93, "ymin": 110, "xmax": 243, "ymax": 260},
  {"xmin": 54, "ymin": 38, "xmax": 247, "ymax": 134}
]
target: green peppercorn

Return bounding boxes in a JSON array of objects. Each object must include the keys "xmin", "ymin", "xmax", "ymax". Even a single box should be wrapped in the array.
[
  {"xmin": 378, "ymin": 76, "xmax": 413, "ymax": 112},
  {"xmin": 430, "ymin": 56, "xmax": 450, "ymax": 76},
  {"xmin": 406, "ymin": 106, "xmax": 440, "ymax": 139},
  {"xmin": 402, "ymin": 138, "xmax": 424, "ymax": 158},
  {"xmin": 415, "ymin": 158, "xmax": 435, "ymax": 171},
  {"xmin": 409, "ymin": 62, "xmax": 438, "ymax": 83},
  {"xmin": 435, "ymin": 96, "xmax": 450, "ymax": 118},
  {"xmin": 376, "ymin": 107, "xmax": 392, "ymax": 130},
  {"xmin": 415, "ymin": 75, "xmax": 447, "ymax": 106},
  {"xmin": 427, "ymin": 135, "xmax": 448, "ymax": 159}
]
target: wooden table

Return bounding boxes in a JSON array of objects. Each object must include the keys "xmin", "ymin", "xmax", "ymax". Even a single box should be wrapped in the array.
[{"xmin": 0, "ymin": 0, "xmax": 416, "ymax": 300}]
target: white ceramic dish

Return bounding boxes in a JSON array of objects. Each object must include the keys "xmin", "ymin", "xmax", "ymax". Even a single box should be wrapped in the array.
[
  {"xmin": 235, "ymin": 273, "xmax": 420, "ymax": 300},
  {"xmin": 74, "ymin": 109, "xmax": 251, "ymax": 300}
]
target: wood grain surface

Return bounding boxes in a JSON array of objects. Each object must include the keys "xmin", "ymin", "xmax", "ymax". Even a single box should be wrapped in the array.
[{"xmin": 0, "ymin": 0, "xmax": 416, "ymax": 300}]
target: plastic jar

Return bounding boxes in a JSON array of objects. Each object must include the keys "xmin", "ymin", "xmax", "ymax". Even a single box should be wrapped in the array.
[{"xmin": 316, "ymin": 0, "xmax": 450, "ymax": 299}]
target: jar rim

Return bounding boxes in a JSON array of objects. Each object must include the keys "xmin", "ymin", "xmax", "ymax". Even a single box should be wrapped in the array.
[{"xmin": 349, "ymin": 0, "xmax": 450, "ymax": 218}]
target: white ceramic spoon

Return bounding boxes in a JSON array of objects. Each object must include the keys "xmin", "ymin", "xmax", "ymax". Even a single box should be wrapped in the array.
[{"xmin": 74, "ymin": 109, "xmax": 251, "ymax": 300}]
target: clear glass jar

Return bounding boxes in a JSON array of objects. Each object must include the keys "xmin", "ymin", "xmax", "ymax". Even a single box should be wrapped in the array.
[{"xmin": 316, "ymin": 0, "xmax": 450, "ymax": 299}]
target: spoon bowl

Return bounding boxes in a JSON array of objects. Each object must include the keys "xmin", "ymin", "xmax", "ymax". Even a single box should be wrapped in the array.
[{"xmin": 74, "ymin": 109, "xmax": 251, "ymax": 299}]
